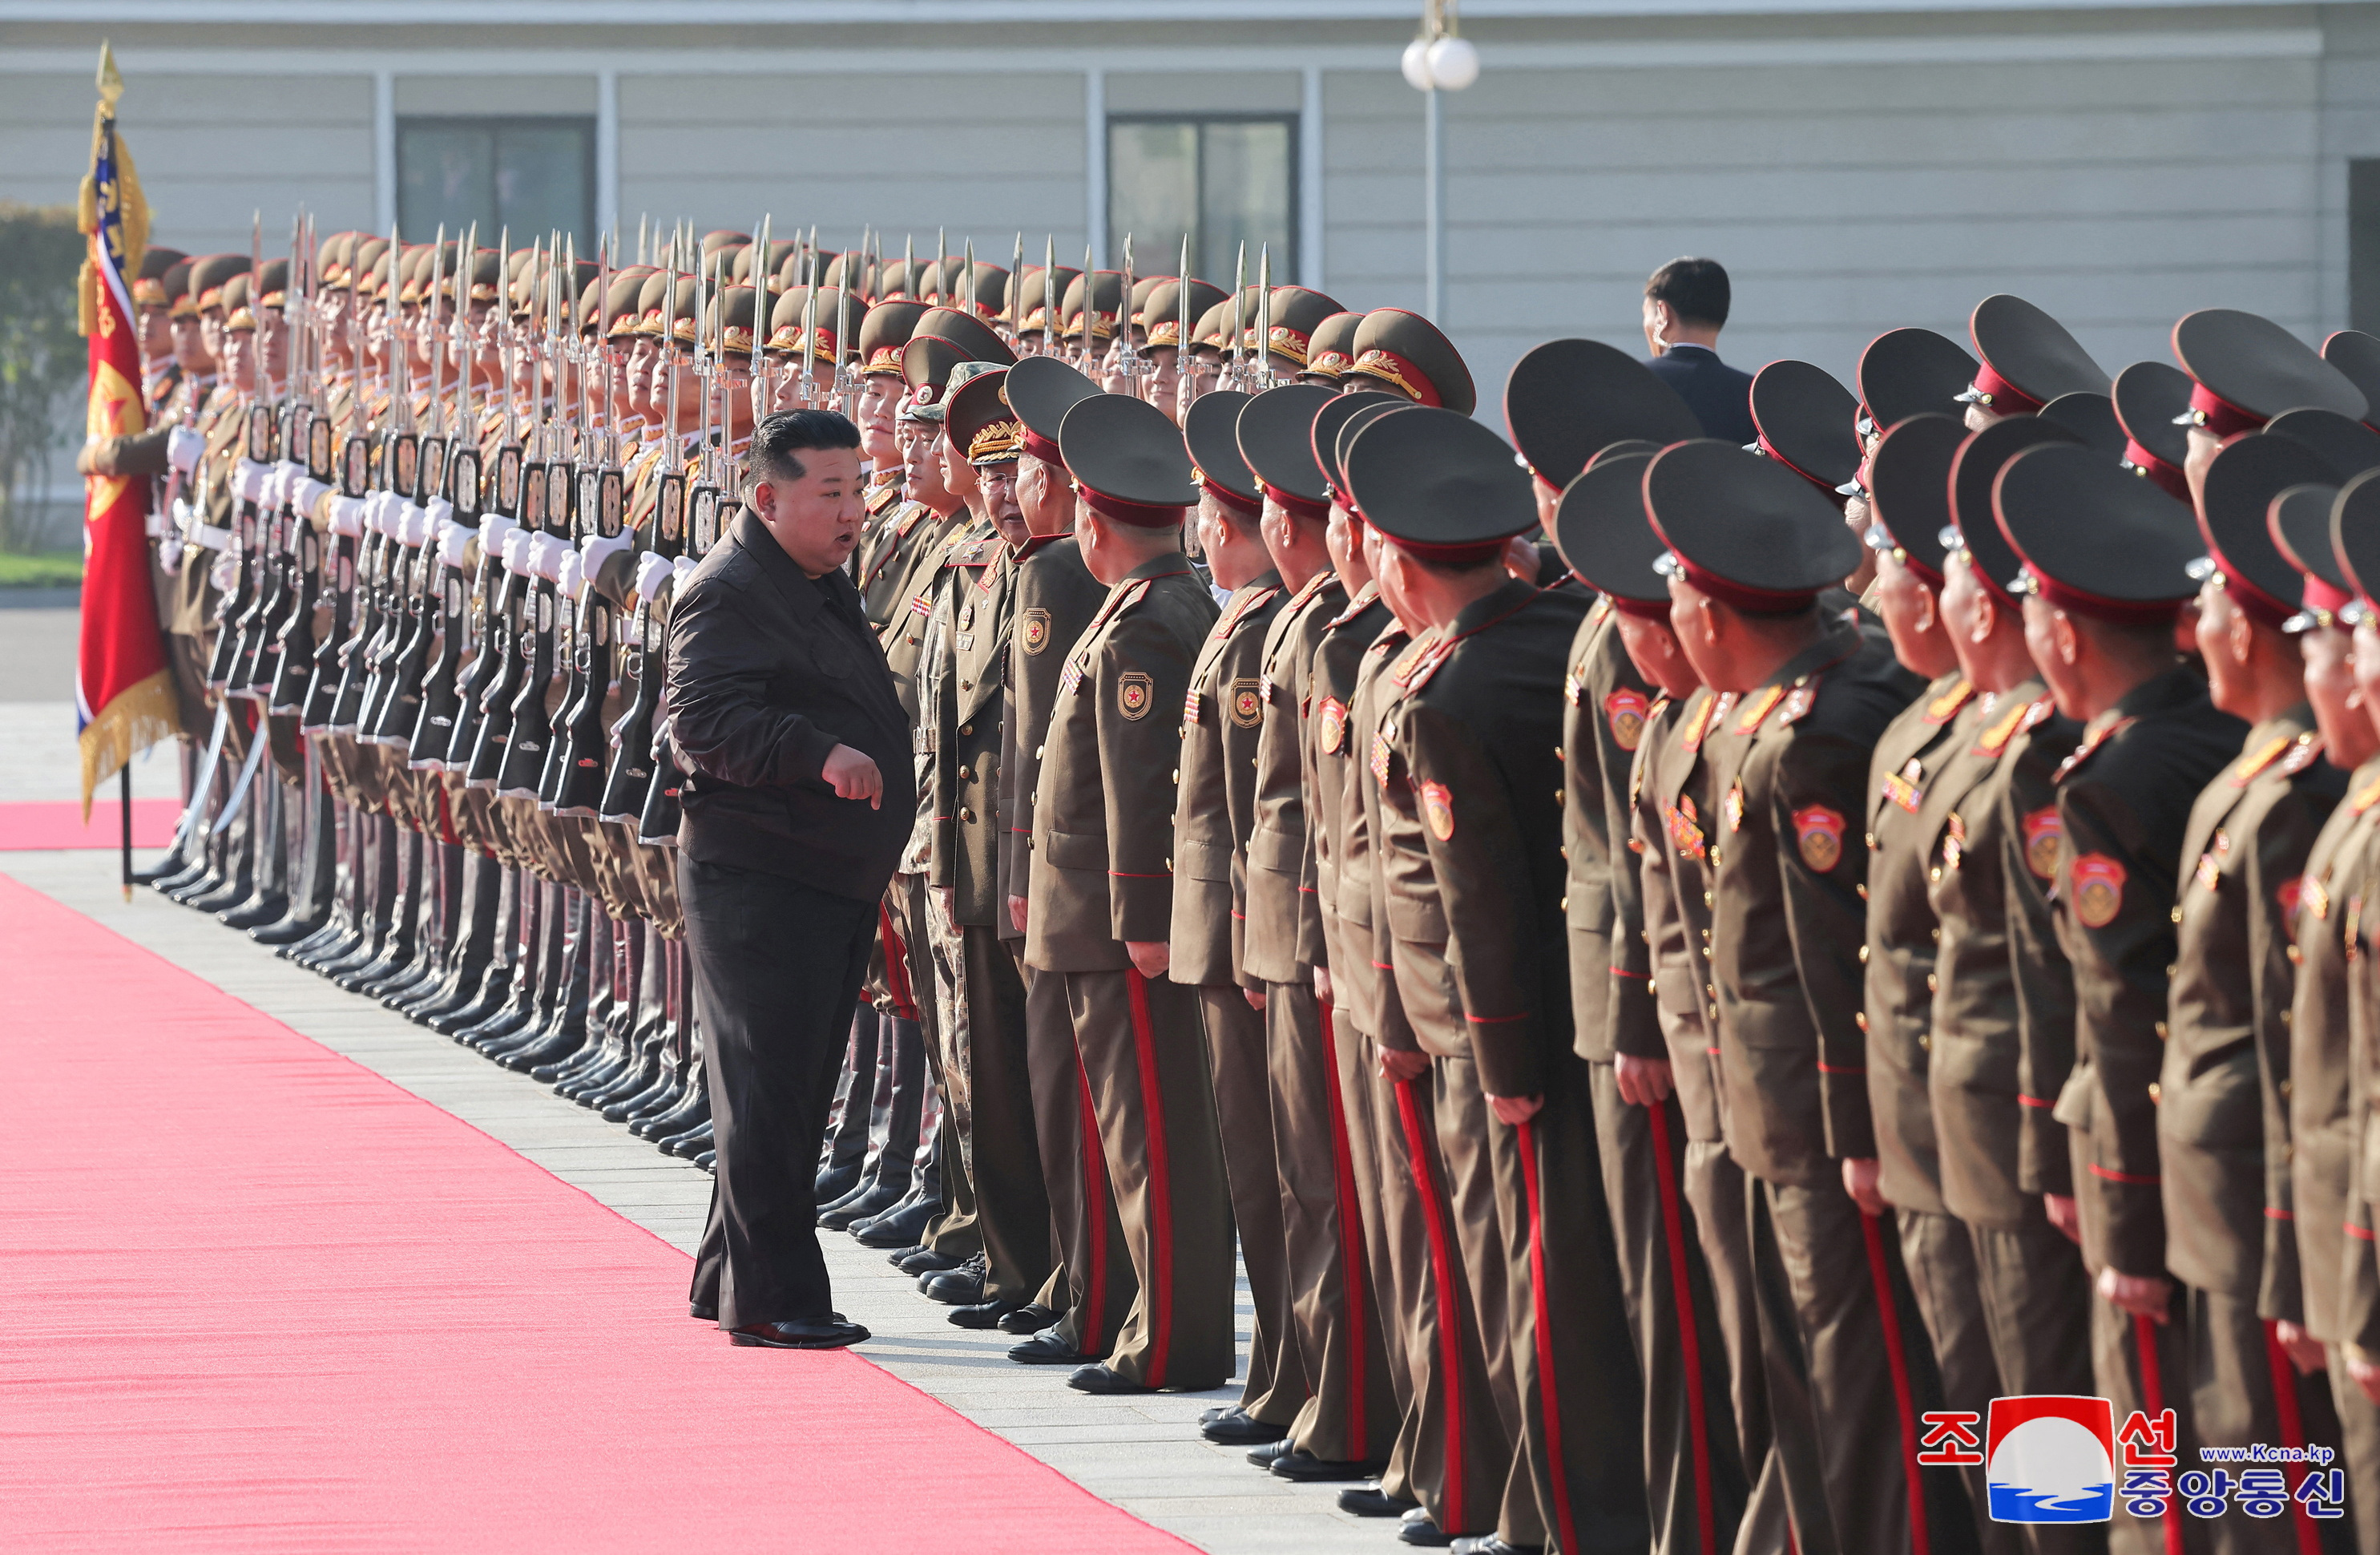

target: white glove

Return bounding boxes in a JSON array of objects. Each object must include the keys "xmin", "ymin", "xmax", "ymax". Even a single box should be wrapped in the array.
[
  {"xmin": 501, "ymin": 528, "xmax": 535, "ymax": 576},
  {"xmin": 438, "ymin": 519, "xmax": 475, "ymax": 572},
  {"xmin": 272, "ymin": 459, "xmax": 303, "ymax": 506},
  {"xmin": 290, "ymin": 476, "xmax": 333, "ymax": 520},
  {"xmin": 232, "ymin": 458, "xmax": 268, "ymax": 503},
  {"xmin": 363, "ymin": 491, "xmax": 400, "ymax": 536},
  {"xmin": 167, "ymin": 426, "xmax": 204, "ymax": 475},
  {"xmin": 556, "ymin": 552, "xmax": 585, "ymax": 602},
  {"xmin": 672, "ymin": 554, "xmax": 697, "ymax": 592},
  {"xmin": 580, "ymin": 529, "xmax": 634, "ymax": 575},
  {"xmin": 631, "ymin": 551, "xmax": 674, "ymax": 608},
  {"xmin": 328, "ymin": 495, "xmax": 367, "ymax": 538},
  {"xmin": 397, "ymin": 503, "xmax": 430, "ymax": 547},
  {"xmin": 526, "ymin": 532, "xmax": 568, "ymax": 583},
  {"xmin": 424, "ymin": 497, "xmax": 454, "ymax": 531},
  {"xmin": 478, "ymin": 512, "xmax": 518, "ymax": 562},
  {"xmin": 208, "ymin": 549, "xmax": 239, "ymax": 593}
]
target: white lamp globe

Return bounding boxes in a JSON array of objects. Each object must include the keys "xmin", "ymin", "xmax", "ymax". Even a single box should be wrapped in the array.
[
  {"xmin": 1402, "ymin": 37, "xmax": 1436, "ymax": 91},
  {"xmin": 1426, "ymin": 35, "xmax": 1480, "ymax": 91}
]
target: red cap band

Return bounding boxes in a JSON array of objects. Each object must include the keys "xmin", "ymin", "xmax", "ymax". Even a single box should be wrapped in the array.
[
  {"xmin": 1386, "ymin": 535, "xmax": 1506, "ymax": 566},
  {"xmin": 2189, "ymin": 381, "xmax": 2264, "ymax": 442},
  {"xmin": 2204, "ymin": 547, "xmax": 2297, "ymax": 632},
  {"xmin": 1081, "ymin": 485, "xmax": 1186, "ymax": 529},
  {"xmin": 1675, "ymin": 552, "xmax": 1818, "ymax": 613},
  {"xmin": 1608, "ymin": 592, "xmax": 1672, "ymax": 621},
  {"xmin": 2121, "ymin": 441, "xmax": 2191, "ymax": 502},
  {"xmin": 1969, "ymin": 361, "xmax": 2046, "ymax": 416},
  {"xmin": 1020, "ymin": 426, "xmax": 1066, "ymax": 469},
  {"xmin": 1199, "ymin": 476, "xmax": 1263, "ymax": 519},
  {"xmin": 1753, "ymin": 432, "xmax": 1852, "ymax": 512},
  {"xmin": 2023, "ymin": 564, "xmax": 2181, "ymax": 627},
  {"xmin": 1261, "ymin": 482, "xmax": 1330, "ymax": 523},
  {"xmin": 1349, "ymin": 348, "xmax": 1442, "ymax": 408}
]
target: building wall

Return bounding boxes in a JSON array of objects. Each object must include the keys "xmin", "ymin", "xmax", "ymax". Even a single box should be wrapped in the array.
[{"xmin": 0, "ymin": 2, "xmax": 2361, "ymax": 420}]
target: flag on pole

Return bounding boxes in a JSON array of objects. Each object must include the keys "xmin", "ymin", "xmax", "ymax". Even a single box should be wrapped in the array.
[{"xmin": 75, "ymin": 42, "xmax": 179, "ymax": 817}]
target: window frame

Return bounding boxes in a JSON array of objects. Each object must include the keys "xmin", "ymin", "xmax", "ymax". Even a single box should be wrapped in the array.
[
  {"xmin": 395, "ymin": 114, "xmax": 598, "ymax": 251},
  {"xmin": 1105, "ymin": 111, "xmax": 1301, "ymax": 284}
]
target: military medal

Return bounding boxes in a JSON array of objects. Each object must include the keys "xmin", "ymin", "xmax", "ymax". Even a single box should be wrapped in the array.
[{"xmin": 1723, "ymin": 778, "xmax": 1745, "ymax": 834}]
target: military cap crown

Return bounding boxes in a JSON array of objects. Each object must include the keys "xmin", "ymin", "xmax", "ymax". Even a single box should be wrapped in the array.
[
  {"xmin": 1962, "ymin": 293, "xmax": 2109, "ymax": 413},
  {"xmin": 1313, "ymin": 390, "xmax": 1404, "ymax": 496},
  {"xmin": 2037, "ymin": 392, "xmax": 2124, "ymax": 456},
  {"xmin": 1993, "ymin": 442, "xmax": 2199, "ymax": 621},
  {"xmin": 1552, "ymin": 450, "xmax": 1666, "ymax": 612},
  {"xmin": 2265, "ymin": 407, "xmax": 2380, "ymax": 482},
  {"xmin": 1236, "ymin": 384, "xmax": 1337, "ymax": 516},
  {"xmin": 1190, "ymin": 297, "xmax": 1239, "ymax": 355},
  {"xmin": 2173, "ymin": 308, "xmax": 2366, "ymax": 437},
  {"xmin": 1253, "ymin": 287, "xmax": 1346, "ymax": 365},
  {"xmin": 1857, "ymin": 327, "xmax": 1979, "ymax": 428},
  {"xmin": 1748, "ymin": 359, "xmax": 1860, "ymax": 499},
  {"xmin": 1005, "ymin": 354, "xmax": 1101, "ymax": 467},
  {"xmin": 858, "ymin": 300, "xmax": 930, "ymax": 376},
  {"xmin": 1304, "ymin": 311, "xmax": 1362, "ymax": 380},
  {"xmin": 1333, "ymin": 401, "xmax": 1418, "ymax": 509},
  {"xmin": 768, "ymin": 286, "xmax": 857, "ymax": 361},
  {"xmin": 2266, "ymin": 481, "xmax": 2351, "ymax": 616},
  {"xmin": 1345, "ymin": 308, "xmax": 1475, "ymax": 415},
  {"xmin": 1143, "ymin": 278, "xmax": 1228, "ymax": 349},
  {"xmin": 2196, "ymin": 433, "xmax": 2340, "ymax": 628},
  {"xmin": 132, "ymin": 244, "xmax": 187, "ymax": 308},
  {"xmin": 1060, "ymin": 393, "xmax": 1200, "ymax": 525},
  {"xmin": 1949, "ymin": 415, "xmax": 2082, "ymax": 607},
  {"xmin": 2322, "ymin": 331, "xmax": 2380, "ymax": 432},
  {"xmin": 1062, "ymin": 272, "xmax": 1126, "ymax": 339},
  {"xmin": 1864, "ymin": 413, "xmax": 1966, "ymax": 583},
  {"xmin": 2112, "ymin": 361, "xmax": 2195, "ymax": 497},
  {"xmin": 1644, "ymin": 440, "xmax": 1860, "ymax": 608},
  {"xmin": 1345, "ymin": 406, "xmax": 1534, "ymax": 559},
  {"xmin": 902, "ymin": 334, "xmax": 972, "ymax": 402},
  {"xmin": 947, "ymin": 367, "xmax": 1022, "ymax": 466},
  {"xmin": 1184, "ymin": 390, "xmax": 1262, "ymax": 515},
  {"xmin": 190, "ymin": 252, "xmax": 248, "ymax": 313},
  {"xmin": 913, "ymin": 307, "xmax": 1015, "ymax": 367},
  {"xmin": 1504, "ymin": 337, "xmax": 1700, "ymax": 490},
  {"xmin": 2331, "ymin": 469, "xmax": 2380, "ymax": 604},
  {"xmin": 160, "ymin": 255, "xmax": 196, "ymax": 315}
]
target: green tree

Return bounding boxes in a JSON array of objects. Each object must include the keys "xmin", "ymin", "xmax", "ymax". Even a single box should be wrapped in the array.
[{"xmin": 0, "ymin": 204, "xmax": 88, "ymax": 554}]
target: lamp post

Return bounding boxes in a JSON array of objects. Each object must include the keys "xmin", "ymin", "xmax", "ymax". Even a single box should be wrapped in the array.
[{"xmin": 1402, "ymin": 0, "xmax": 1478, "ymax": 325}]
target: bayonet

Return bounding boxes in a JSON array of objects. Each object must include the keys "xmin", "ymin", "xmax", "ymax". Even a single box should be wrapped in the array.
[
  {"xmin": 1177, "ymin": 229, "xmax": 1196, "ymax": 422},
  {"xmin": 1230, "ymin": 240, "xmax": 1247, "ymax": 392},
  {"xmin": 1257, "ymin": 242, "xmax": 1274, "ymax": 392},
  {"xmin": 1118, "ymin": 231, "xmax": 1141, "ymax": 399}
]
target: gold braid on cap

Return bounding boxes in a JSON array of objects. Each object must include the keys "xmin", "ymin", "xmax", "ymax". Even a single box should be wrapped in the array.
[
  {"xmin": 968, "ymin": 418, "xmax": 1023, "ymax": 463},
  {"xmin": 864, "ymin": 345, "xmax": 906, "ymax": 374}
]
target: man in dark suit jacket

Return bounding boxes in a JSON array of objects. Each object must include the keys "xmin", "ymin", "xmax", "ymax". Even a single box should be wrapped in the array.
[
  {"xmin": 668, "ymin": 408, "xmax": 916, "ymax": 1351},
  {"xmin": 1640, "ymin": 256, "xmax": 1757, "ymax": 446}
]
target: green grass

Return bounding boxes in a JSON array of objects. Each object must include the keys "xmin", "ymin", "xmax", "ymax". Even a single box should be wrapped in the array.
[{"xmin": 0, "ymin": 551, "xmax": 83, "ymax": 588}]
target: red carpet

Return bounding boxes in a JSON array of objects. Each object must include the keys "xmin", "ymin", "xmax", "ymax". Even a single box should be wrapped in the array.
[
  {"xmin": 0, "ymin": 875, "xmax": 1188, "ymax": 1552},
  {"xmin": 0, "ymin": 798, "xmax": 180, "ymax": 850}
]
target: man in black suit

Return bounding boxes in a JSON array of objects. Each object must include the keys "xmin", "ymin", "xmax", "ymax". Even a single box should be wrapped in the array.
[
  {"xmin": 669, "ymin": 408, "xmax": 917, "ymax": 1350},
  {"xmin": 1640, "ymin": 256, "xmax": 1757, "ymax": 446}
]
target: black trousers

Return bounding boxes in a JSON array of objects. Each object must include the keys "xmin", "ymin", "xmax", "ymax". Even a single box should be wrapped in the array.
[{"xmin": 684, "ymin": 855, "xmax": 878, "ymax": 1329}]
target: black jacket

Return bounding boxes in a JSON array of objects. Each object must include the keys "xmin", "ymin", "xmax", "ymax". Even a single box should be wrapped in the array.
[
  {"xmin": 1645, "ymin": 343, "xmax": 1757, "ymax": 446},
  {"xmin": 666, "ymin": 508, "xmax": 914, "ymax": 902}
]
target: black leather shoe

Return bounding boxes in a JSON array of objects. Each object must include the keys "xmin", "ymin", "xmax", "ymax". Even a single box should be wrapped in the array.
[
  {"xmin": 894, "ymin": 1246, "xmax": 960, "ymax": 1276},
  {"xmin": 921, "ymin": 1256, "xmax": 986, "ymax": 1305},
  {"xmin": 1398, "ymin": 1512, "xmax": 1457, "ymax": 1548},
  {"xmin": 1007, "ymin": 1330, "xmax": 1094, "ymax": 1366},
  {"xmin": 1341, "ymin": 1484, "xmax": 1417, "ymax": 1518},
  {"xmin": 1273, "ymin": 1448, "xmax": 1386, "ymax": 1483},
  {"xmin": 997, "ymin": 1302, "xmax": 1063, "ymax": 1335},
  {"xmin": 1200, "ymin": 1408, "xmax": 1289, "ymax": 1446},
  {"xmin": 948, "ymin": 1295, "xmax": 1028, "ymax": 1330},
  {"xmin": 1245, "ymin": 1437, "xmax": 1296, "ymax": 1468},
  {"xmin": 1065, "ymin": 1362, "xmax": 1153, "ymax": 1395},
  {"xmin": 729, "ymin": 1314, "xmax": 870, "ymax": 1350},
  {"xmin": 1450, "ymin": 1540, "xmax": 1539, "ymax": 1555},
  {"xmin": 690, "ymin": 1300, "xmax": 716, "ymax": 1322},
  {"xmin": 850, "ymin": 1197, "xmax": 937, "ymax": 1248}
]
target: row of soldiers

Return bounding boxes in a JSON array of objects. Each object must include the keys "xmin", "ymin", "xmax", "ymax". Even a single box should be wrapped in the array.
[{"xmin": 87, "ymin": 212, "xmax": 2380, "ymax": 1555}]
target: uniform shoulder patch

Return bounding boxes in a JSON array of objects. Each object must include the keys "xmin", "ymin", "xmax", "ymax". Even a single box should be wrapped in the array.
[
  {"xmin": 2230, "ymin": 733, "xmax": 2295, "ymax": 787},
  {"xmin": 1734, "ymin": 684, "xmax": 1787, "ymax": 734},
  {"xmin": 1020, "ymin": 607, "xmax": 1053, "ymax": 655},
  {"xmin": 2023, "ymin": 806, "xmax": 2063, "ymax": 881},
  {"xmin": 1793, "ymin": 805, "xmax": 1846, "ymax": 871},
  {"xmin": 1318, "ymin": 696, "xmax": 1348, "ymax": 754},
  {"xmin": 1777, "ymin": 676, "xmax": 1821, "ymax": 727},
  {"xmin": 1922, "ymin": 679, "xmax": 1975, "ymax": 725},
  {"xmin": 1604, "ymin": 689, "xmax": 1649, "ymax": 751},
  {"xmin": 1117, "ymin": 671, "xmax": 1154, "ymax": 720},
  {"xmin": 1680, "ymin": 690, "xmax": 1720, "ymax": 753},
  {"xmin": 1420, "ymin": 781, "xmax": 1455, "ymax": 841},
  {"xmin": 1229, "ymin": 677, "xmax": 1264, "ymax": 728},
  {"xmin": 2070, "ymin": 852, "xmax": 2127, "ymax": 928}
]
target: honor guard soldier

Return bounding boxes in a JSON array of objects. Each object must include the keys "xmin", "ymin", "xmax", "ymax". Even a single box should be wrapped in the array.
[
  {"xmin": 1343, "ymin": 309, "xmax": 1477, "ymax": 414},
  {"xmin": 998, "ymin": 354, "xmax": 1136, "ymax": 1368},
  {"xmin": 2164, "ymin": 429, "xmax": 2355, "ymax": 1544},
  {"xmin": 1995, "ymin": 440, "xmax": 2246, "ymax": 1555},
  {"xmin": 851, "ymin": 298, "xmax": 934, "ymax": 626},
  {"xmin": 1025, "ymin": 391, "xmax": 1235, "ymax": 1396},
  {"xmin": 1167, "ymin": 386, "xmax": 1301, "ymax": 1440},
  {"xmin": 1347, "ymin": 404, "xmax": 1640, "ymax": 1555},
  {"xmin": 1644, "ymin": 437, "xmax": 1967, "ymax": 1553},
  {"xmin": 1236, "ymin": 382, "xmax": 1402, "ymax": 1480}
]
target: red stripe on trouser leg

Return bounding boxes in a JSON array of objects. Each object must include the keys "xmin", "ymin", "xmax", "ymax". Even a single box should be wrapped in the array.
[
  {"xmin": 1318, "ymin": 1000, "xmax": 1370, "ymax": 1461},
  {"xmin": 877, "ymin": 905, "xmax": 918, "ymax": 1020},
  {"xmin": 1647, "ymin": 1103, "xmax": 1717, "ymax": 1555},
  {"xmin": 1075, "ymin": 1053, "xmax": 1112, "ymax": 1352},
  {"xmin": 2261, "ymin": 1319, "xmax": 2324, "ymax": 1555},
  {"xmin": 1858, "ymin": 1209, "xmax": 1930, "ymax": 1555},
  {"xmin": 1125, "ymin": 968, "xmax": 1174, "ymax": 1387},
  {"xmin": 1396, "ymin": 1076, "xmax": 1466, "ymax": 1533},
  {"xmin": 1515, "ymin": 1119, "xmax": 1579, "ymax": 1555},
  {"xmin": 2135, "ymin": 1313, "xmax": 2185, "ymax": 1555}
]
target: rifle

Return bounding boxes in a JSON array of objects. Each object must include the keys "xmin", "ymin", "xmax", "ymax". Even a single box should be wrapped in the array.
[
  {"xmin": 491, "ymin": 241, "xmax": 568, "ymax": 798},
  {"xmin": 402, "ymin": 222, "xmax": 482, "ymax": 765}
]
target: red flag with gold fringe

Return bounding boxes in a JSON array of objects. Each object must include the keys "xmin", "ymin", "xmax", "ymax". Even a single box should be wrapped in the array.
[{"xmin": 75, "ymin": 42, "xmax": 179, "ymax": 817}]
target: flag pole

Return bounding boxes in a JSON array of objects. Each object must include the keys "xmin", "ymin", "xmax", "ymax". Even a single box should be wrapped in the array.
[{"xmin": 119, "ymin": 765, "xmax": 132, "ymax": 901}]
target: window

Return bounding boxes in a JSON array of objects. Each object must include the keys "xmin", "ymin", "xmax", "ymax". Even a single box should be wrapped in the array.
[
  {"xmin": 397, "ymin": 117, "xmax": 594, "ymax": 250},
  {"xmin": 1108, "ymin": 115, "xmax": 1296, "ymax": 287},
  {"xmin": 2354, "ymin": 160, "xmax": 2380, "ymax": 336}
]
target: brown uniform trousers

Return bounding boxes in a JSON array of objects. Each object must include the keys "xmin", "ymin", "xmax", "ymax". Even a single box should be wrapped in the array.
[
  {"xmin": 998, "ymin": 535, "xmax": 1134, "ymax": 1355},
  {"xmin": 1866, "ymin": 674, "xmax": 2023, "ymax": 1555},
  {"xmin": 1567, "ymin": 603, "xmax": 1750, "ymax": 1555},
  {"xmin": 2291, "ymin": 759, "xmax": 2380, "ymax": 1551},
  {"xmin": 2161, "ymin": 710, "xmax": 2352, "ymax": 1555},
  {"xmin": 1925, "ymin": 680, "xmax": 2100, "ymax": 1555},
  {"xmin": 1168, "ymin": 570, "xmax": 1301, "ymax": 1419},
  {"xmin": 2049, "ymin": 666, "xmax": 2245, "ymax": 1555},
  {"xmin": 1381, "ymin": 579, "xmax": 1644, "ymax": 1553},
  {"xmin": 1025, "ymin": 554, "xmax": 1233, "ymax": 1391},
  {"xmin": 1248, "ymin": 567, "xmax": 1398, "ymax": 1466},
  {"xmin": 1638, "ymin": 688, "xmax": 1801, "ymax": 1555},
  {"xmin": 1358, "ymin": 616, "xmax": 1519, "ymax": 1541},
  {"xmin": 1702, "ymin": 623, "xmax": 1976, "ymax": 1555}
]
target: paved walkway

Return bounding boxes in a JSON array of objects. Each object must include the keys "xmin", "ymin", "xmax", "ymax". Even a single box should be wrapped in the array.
[{"xmin": 1, "ymin": 845, "xmax": 1390, "ymax": 1554}]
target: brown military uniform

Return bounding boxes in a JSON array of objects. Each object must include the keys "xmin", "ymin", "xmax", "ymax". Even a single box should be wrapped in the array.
[
  {"xmin": 2160, "ymin": 709, "xmax": 2350, "ymax": 1530},
  {"xmin": 1025, "ymin": 551, "xmax": 1232, "ymax": 1390},
  {"xmin": 2048, "ymin": 664, "xmax": 2243, "ymax": 1555},
  {"xmin": 1167, "ymin": 567, "xmax": 1301, "ymax": 1422},
  {"xmin": 1565, "ymin": 599, "xmax": 1749, "ymax": 1555}
]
